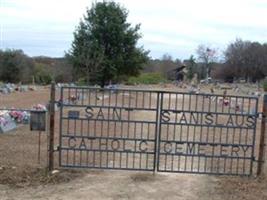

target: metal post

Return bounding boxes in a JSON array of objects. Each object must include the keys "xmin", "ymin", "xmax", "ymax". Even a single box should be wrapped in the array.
[
  {"xmin": 257, "ymin": 94, "xmax": 267, "ymax": 176},
  {"xmin": 48, "ymin": 82, "xmax": 56, "ymax": 171},
  {"xmin": 153, "ymin": 92, "xmax": 161, "ymax": 174},
  {"xmin": 38, "ymin": 131, "xmax": 41, "ymax": 164}
]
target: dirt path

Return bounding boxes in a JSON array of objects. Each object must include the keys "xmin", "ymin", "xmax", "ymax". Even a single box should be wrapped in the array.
[{"xmin": 0, "ymin": 171, "xmax": 219, "ymax": 200}]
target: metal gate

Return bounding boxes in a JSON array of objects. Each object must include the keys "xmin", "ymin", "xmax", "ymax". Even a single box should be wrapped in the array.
[
  {"xmin": 157, "ymin": 92, "xmax": 258, "ymax": 175},
  {"xmin": 58, "ymin": 87, "xmax": 258, "ymax": 175},
  {"xmin": 59, "ymin": 87, "xmax": 159, "ymax": 171}
]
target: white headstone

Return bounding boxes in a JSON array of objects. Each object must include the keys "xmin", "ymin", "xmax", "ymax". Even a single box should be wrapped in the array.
[{"xmin": 0, "ymin": 114, "xmax": 17, "ymax": 133}]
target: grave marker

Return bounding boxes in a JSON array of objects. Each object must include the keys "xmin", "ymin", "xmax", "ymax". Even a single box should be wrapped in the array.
[{"xmin": 0, "ymin": 114, "xmax": 17, "ymax": 133}]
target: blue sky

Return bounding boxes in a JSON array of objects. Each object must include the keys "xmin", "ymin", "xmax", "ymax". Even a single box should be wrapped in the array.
[{"xmin": 0, "ymin": 0, "xmax": 267, "ymax": 59}]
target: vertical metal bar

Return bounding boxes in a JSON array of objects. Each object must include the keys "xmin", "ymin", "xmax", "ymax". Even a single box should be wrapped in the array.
[
  {"xmin": 127, "ymin": 91, "xmax": 131, "ymax": 138},
  {"xmin": 66, "ymin": 149, "xmax": 69, "ymax": 166},
  {"xmin": 257, "ymin": 95, "xmax": 266, "ymax": 176},
  {"xmin": 68, "ymin": 88, "xmax": 70, "ymax": 105},
  {"xmin": 133, "ymin": 122, "xmax": 137, "ymax": 168},
  {"xmin": 59, "ymin": 86, "xmax": 63, "ymax": 167},
  {"xmin": 149, "ymin": 92, "xmax": 152, "ymax": 109},
  {"xmin": 113, "ymin": 151, "xmax": 115, "ymax": 168},
  {"xmin": 88, "ymin": 88, "xmax": 91, "ymax": 105},
  {"xmin": 126, "ymin": 152, "xmax": 129, "ymax": 168},
  {"xmin": 73, "ymin": 149, "xmax": 76, "ymax": 166},
  {"xmin": 180, "ymin": 94, "xmax": 185, "ymax": 141},
  {"xmin": 81, "ymin": 88, "xmax": 84, "ymax": 106},
  {"xmin": 122, "ymin": 90, "xmax": 125, "ymax": 108},
  {"xmin": 119, "ymin": 152, "xmax": 122, "ymax": 168},
  {"xmin": 250, "ymin": 98, "xmax": 258, "ymax": 175},
  {"xmin": 146, "ymin": 153, "xmax": 149, "ymax": 170},
  {"xmin": 174, "ymin": 94, "xmax": 178, "ymax": 141},
  {"xmin": 102, "ymin": 89, "xmax": 105, "ymax": 106},
  {"xmin": 38, "ymin": 131, "xmax": 41, "ymax": 164},
  {"xmin": 142, "ymin": 91, "xmax": 145, "ymax": 108},
  {"xmin": 168, "ymin": 93, "xmax": 171, "ymax": 110},
  {"xmin": 86, "ymin": 150, "xmax": 89, "ymax": 167},
  {"xmin": 200, "ymin": 95, "xmax": 205, "ymax": 142},
  {"xmin": 115, "ymin": 89, "xmax": 118, "ymax": 107},
  {"xmin": 154, "ymin": 92, "xmax": 161, "ymax": 172},
  {"xmin": 147, "ymin": 123, "xmax": 150, "ymax": 140},
  {"xmin": 135, "ymin": 91, "xmax": 138, "ymax": 108},
  {"xmin": 95, "ymin": 88, "xmax": 98, "ymax": 106}
]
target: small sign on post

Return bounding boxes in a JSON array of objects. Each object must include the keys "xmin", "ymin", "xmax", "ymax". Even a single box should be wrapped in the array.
[
  {"xmin": 30, "ymin": 110, "xmax": 46, "ymax": 164},
  {"xmin": 30, "ymin": 111, "xmax": 46, "ymax": 131}
]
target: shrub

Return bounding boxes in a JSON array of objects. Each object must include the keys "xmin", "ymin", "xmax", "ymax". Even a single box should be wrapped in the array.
[
  {"xmin": 127, "ymin": 73, "xmax": 167, "ymax": 85},
  {"xmin": 35, "ymin": 71, "xmax": 52, "ymax": 85}
]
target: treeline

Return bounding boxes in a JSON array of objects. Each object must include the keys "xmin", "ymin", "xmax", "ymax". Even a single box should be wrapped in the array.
[
  {"xmin": 0, "ymin": 49, "xmax": 73, "ymax": 84},
  {"xmin": 214, "ymin": 39, "xmax": 267, "ymax": 82},
  {"xmin": 1, "ymin": 39, "xmax": 267, "ymax": 84},
  {"xmin": 144, "ymin": 39, "xmax": 267, "ymax": 83}
]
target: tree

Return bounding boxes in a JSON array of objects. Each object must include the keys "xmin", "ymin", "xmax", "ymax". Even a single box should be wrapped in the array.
[
  {"xmin": 184, "ymin": 55, "xmax": 196, "ymax": 80},
  {"xmin": 67, "ymin": 1, "xmax": 149, "ymax": 87},
  {"xmin": 196, "ymin": 45, "xmax": 217, "ymax": 79},
  {"xmin": 0, "ymin": 49, "xmax": 34, "ymax": 83},
  {"xmin": 224, "ymin": 39, "xmax": 267, "ymax": 82}
]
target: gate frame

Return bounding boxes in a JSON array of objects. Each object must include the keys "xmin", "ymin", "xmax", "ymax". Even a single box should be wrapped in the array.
[
  {"xmin": 52, "ymin": 85, "xmax": 262, "ymax": 176},
  {"xmin": 156, "ymin": 91, "xmax": 259, "ymax": 176},
  {"xmin": 57, "ymin": 86, "xmax": 161, "ymax": 171}
]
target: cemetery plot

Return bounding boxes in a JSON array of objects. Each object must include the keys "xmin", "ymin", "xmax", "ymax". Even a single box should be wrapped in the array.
[{"xmin": 0, "ymin": 87, "xmax": 51, "ymax": 169}]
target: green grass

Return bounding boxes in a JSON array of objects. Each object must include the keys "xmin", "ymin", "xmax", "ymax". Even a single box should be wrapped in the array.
[{"xmin": 127, "ymin": 73, "xmax": 166, "ymax": 85}]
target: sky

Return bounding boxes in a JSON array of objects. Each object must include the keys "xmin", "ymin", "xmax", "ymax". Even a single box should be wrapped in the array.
[{"xmin": 0, "ymin": 0, "xmax": 267, "ymax": 59}]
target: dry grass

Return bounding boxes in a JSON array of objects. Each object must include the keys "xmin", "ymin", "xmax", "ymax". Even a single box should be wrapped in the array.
[
  {"xmin": 130, "ymin": 173, "xmax": 156, "ymax": 182},
  {"xmin": 215, "ymin": 175, "xmax": 267, "ymax": 200},
  {"xmin": 0, "ymin": 166, "xmax": 83, "ymax": 188}
]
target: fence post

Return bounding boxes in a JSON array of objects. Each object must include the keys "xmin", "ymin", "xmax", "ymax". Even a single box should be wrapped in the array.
[
  {"xmin": 48, "ymin": 82, "xmax": 56, "ymax": 171},
  {"xmin": 257, "ymin": 94, "xmax": 267, "ymax": 176}
]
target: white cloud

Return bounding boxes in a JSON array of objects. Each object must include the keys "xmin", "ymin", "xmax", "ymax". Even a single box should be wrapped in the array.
[{"xmin": 0, "ymin": 0, "xmax": 267, "ymax": 58}]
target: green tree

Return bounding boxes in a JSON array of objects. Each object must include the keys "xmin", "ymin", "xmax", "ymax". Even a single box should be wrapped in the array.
[
  {"xmin": 67, "ymin": 1, "xmax": 149, "ymax": 87},
  {"xmin": 184, "ymin": 55, "xmax": 196, "ymax": 80},
  {"xmin": 0, "ymin": 49, "xmax": 34, "ymax": 83},
  {"xmin": 33, "ymin": 63, "xmax": 52, "ymax": 85}
]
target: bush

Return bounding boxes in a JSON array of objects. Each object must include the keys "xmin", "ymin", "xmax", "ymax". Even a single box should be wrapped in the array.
[
  {"xmin": 35, "ymin": 71, "xmax": 52, "ymax": 85},
  {"xmin": 33, "ymin": 63, "xmax": 52, "ymax": 85},
  {"xmin": 127, "ymin": 73, "xmax": 167, "ymax": 85}
]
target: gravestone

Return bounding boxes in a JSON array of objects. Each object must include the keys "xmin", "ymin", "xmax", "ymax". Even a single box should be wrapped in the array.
[
  {"xmin": 20, "ymin": 85, "xmax": 29, "ymax": 92},
  {"xmin": 0, "ymin": 114, "xmax": 17, "ymax": 133},
  {"xmin": 1, "ymin": 88, "xmax": 9, "ymax": 94}
]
